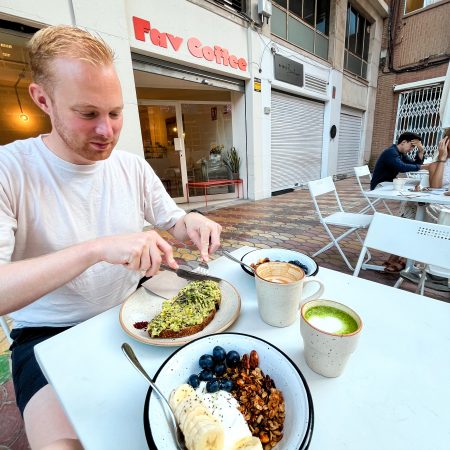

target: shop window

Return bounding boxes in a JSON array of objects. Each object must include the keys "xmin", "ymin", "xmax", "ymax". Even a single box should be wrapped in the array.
[
  {"xmin": 405, "ymin": 0, "xmax": 441, "ymax": 14},
  {"xmin": 213, "ymin": 0, "xmax": 247, "ymax": 13},
  {"xmin": 0, "ymin": 25, "xmax": 51, "ymax": 145},
  {"xmin": 344, "ymin": 4, "xmax": 371, "ymax": 79},
  {"xmin": 272, "ymin": 0, "xmax": 330, "ymax": 60},
  {"xmin": 394, "ymin": 84, "xmax": 444, "ymax": 158}
]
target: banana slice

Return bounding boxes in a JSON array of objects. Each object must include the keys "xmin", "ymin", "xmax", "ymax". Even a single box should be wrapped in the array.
[
  {"xmin": 232, "ymin": 436, "xmax": 263, "ymax": 450},
  {"xmin": 170, "ymin": 384, "xmax": 224, "ymax": 450}
]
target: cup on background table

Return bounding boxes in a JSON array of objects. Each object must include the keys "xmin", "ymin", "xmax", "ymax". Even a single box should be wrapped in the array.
[
  {"xmin": 300, "ymin": 299, "xmax": 362, "ymax": 377},
  {"xmin": 254, "ymin": 262, "xmax": 324, "ymax": 327},
  {"xmin": 392, "ymin": 178, "xmax": 407, "ymax": 191}
]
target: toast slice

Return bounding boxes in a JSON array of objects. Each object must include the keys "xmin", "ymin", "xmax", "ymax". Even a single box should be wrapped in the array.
[{"xmin": 147, "ymin": 280, "xmax": 221, "ymax": 338}]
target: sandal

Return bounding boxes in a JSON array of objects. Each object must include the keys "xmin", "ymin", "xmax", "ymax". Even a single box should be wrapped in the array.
[{"xmin": 384, "ymin": 263, "xmax": 404, "ymax": 273}]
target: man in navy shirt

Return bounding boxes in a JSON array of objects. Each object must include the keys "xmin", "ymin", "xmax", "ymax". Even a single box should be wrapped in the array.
[{"xmin": 371, "ymin": 132, "xmax": 428, "ymax": 190}]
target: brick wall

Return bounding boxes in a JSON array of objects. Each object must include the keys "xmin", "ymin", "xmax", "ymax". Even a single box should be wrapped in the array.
[{"xmin": 370, "ymin": 0, "xmax": 450, "ymax": 168}]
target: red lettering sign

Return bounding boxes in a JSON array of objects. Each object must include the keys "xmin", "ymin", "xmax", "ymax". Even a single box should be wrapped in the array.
[{"xmin": 132, "ymin": 16, "xmax": 248, "ymax": 73}]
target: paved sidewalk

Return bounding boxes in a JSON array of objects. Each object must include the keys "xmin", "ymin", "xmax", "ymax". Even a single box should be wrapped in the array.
[{"xmin": 0, "ymin": 176, "xmax": 448, "ymax": 448}]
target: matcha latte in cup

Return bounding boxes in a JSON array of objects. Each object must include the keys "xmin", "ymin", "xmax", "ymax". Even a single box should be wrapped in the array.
[
  {"xmin": 300, "ymin": 300, "xmax": 362, "ymax": 377},
  {"xmin": 255, "ymin": 261, "xmax": 324, "ymax": 327}
]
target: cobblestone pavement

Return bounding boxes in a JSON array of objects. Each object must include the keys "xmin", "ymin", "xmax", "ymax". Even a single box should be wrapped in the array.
[{"xmin": 0, "ymin": 177, "xmax": 448, "ymax": 448}]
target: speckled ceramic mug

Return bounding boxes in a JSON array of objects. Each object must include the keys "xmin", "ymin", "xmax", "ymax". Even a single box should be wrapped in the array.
[
  {"xmin": 255, "ymin": 262, "xmax": 324, "ymax": 327},
  {"xmin": 300, "ymin": 299, "xmax": 363, "ymax": 378}
]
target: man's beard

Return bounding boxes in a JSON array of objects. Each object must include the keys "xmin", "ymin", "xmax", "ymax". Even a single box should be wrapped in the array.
[{"xmin": 53, "ymin": 113, "xmax": 117, "ymax": 163}]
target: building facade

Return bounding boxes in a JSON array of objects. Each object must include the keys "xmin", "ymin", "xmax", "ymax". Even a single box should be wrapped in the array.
[
  {"xmin": 371, "ymin": 0, "xmax": 450, "ymax": 165},
  {"xmin": 0, "ymin": 0, "xmax": 389, "ymax": 203}
]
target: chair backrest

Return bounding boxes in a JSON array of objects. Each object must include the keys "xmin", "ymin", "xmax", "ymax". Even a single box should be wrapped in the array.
[
  {"xmin": 362, "ymin": 212, "xmax": 450, "ymax": 269},
  {"xmin": 354, "ymin": 165, "xmax": 371, "ymax": 179},
  {"xmin": 308, "ymin": 176, "xmax": 346, "ymax": 216}
]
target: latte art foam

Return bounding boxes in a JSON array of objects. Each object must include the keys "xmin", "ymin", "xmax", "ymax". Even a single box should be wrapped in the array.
[{"xmin": 304, "ymin": 305, "xmax": 358, "ymax": 335}]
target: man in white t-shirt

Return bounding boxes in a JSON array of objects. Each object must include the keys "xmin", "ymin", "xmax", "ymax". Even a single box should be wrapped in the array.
[{"xmin": 0, "ymin": 25, "xmax": 222, "ymax": 449}]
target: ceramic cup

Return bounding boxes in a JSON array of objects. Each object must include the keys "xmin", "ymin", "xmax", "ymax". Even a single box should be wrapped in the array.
[
  {"xmin": 300, "ymin": 299, "xmax": 363, "ymax": 378},
  {"xmin": 255, "ymin": 262, "xmax": 324, "ymax": 327},
  {"xmin": 392, "ymin": 178, "xmax": 406, "ymax": 191}
]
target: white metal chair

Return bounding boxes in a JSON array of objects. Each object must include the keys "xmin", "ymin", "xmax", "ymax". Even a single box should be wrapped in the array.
[
  {"xmin": 353, "ymin": 212, "xmax": 450, "ymax": 296},
  {"xmin": 415, "ymin": 208, "xmax": 450, "ymax": 294},
  {"xmin": 354, "ymin": 165, "xmax": 393, "ymax": 214},
  {"xmin": 1, "ymin": 315, "xmax": 12, "ymax": 344},
  {"xmin": 308, "ymin": 176, "xmax": 373, "ymax": 271}
]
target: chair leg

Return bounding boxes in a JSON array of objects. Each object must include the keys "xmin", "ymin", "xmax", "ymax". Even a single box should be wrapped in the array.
[
  {"xmin": 313, "ymin": 224, "xmax": 357, "ymax": 271},
  {"xmin": 382, "ymin": 201, "xmax": 393, "ymax": 215},
  {"xmin": 393, "ymin": 277, "xmax": 404, "ymax": 289},
  {"xmin": 417, "ymin": 268, "xmax": 427, "ymax": 295}
]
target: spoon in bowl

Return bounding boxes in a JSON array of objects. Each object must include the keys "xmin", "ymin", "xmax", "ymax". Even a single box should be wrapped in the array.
[
  {"xmin": 218, "ymin": 249, "xmax": 255, "ymax": 273},
  {"xmin": 121, "ymin": 343, "xmax": 186, "ymax": 450}
]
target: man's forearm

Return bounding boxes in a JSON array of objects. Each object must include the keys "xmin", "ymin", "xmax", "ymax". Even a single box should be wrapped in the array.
[{"xmin": 0, "ymin": 241, "xmax": 100, "ymax": 315}]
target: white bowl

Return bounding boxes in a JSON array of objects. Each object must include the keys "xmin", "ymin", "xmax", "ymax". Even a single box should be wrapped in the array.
[
  {"xmin": 240, "ymin": 248, "xmax": 319, "ymax": 277},
  {"xmin": 143, "ymin": 332, "xmax": 314, "ymax": 449}
]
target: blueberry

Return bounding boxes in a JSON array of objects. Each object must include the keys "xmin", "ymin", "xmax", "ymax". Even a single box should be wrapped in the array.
[
  {"xmin": 214, "ymin": 363, "xmax": 226, "ymax": 376},
  {"xmin": 199, "ymin": 354, "xmax": 215, "ymax": 370},
  {"xmin": 188, "ymin": 374, "xmax": 200, "ymax": 388},
  {"xmin": 226, "ymin": 350, "xmax": 240, "ymax": 368},
  {"xmin": 206, "ymin": 379, "xmax": 220, "ymax": 393},
  {"xmin": 198, "ymin": 370, "xmax": 214, "ymax": 382},
  {"xmin": 212, "ymin": 346, "xmax": 226, "ymax": 362},
  {"xmin": 220, "ymin": 379, "xmax": 234, "ymax": 392}
]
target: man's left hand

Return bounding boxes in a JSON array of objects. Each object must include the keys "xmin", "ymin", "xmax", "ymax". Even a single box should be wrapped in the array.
[{"xmin": 182, "ymin": 213, "xmax": 222, "ymax": 261}]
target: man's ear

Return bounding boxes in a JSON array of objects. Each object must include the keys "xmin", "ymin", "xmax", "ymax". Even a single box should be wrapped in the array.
[{"xmin": 28, "ymin": 83, "xmax": 52, "ymax": 115}]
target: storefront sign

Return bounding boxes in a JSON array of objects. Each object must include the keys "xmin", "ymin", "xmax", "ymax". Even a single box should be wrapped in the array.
[
  {"xmin": 254, "ymin": 77, "xmax": 261, "ymax": 92},
  {"xmin": 133, "ymin": 16, "xmax": 248, "ymax": 73},
  {"xmin": 274, "ymin": 54, "xmax": 304, "ymax": 87}
]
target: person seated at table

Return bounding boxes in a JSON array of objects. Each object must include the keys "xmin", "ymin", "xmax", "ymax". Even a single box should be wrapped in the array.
[
  {"xmin": 427, "ymin": 130, "xmax": 450, "ymax": 222},
  {"xmin": 0, "ymin": 25, "xmax": 222, "ymax": 450},
  {"xmin": 370, "ymin": 132, "xmax": 428, "ymax": 190}
]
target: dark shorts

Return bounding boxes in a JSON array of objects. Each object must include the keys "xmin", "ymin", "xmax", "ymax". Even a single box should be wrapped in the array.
[{"xmin": 10, "ymin": 326, "xmax": 71, "ymax": 416}]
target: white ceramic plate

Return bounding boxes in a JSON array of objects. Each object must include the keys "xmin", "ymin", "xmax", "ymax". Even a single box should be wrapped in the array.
[
  {"xmin": 143, "ymin": 333, "xmax": 314, "ymax": 450},
  {"xmin": 241, "ymin": 248, "xmax": 319, "ymax": 277},
  {"xmin": 119, "ymin": 281, "xmax": 241, "ymax": 346}
]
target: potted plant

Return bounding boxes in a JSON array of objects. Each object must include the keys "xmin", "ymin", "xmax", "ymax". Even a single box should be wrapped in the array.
[{"xmin": 223, "ymin": 146, "xmax": 241, "ymax": 179}]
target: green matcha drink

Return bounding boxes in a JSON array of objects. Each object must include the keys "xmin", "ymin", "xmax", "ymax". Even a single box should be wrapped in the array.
[{"xmin": 304, "ymin": 305, "xmax": 358, "ymax": 335}]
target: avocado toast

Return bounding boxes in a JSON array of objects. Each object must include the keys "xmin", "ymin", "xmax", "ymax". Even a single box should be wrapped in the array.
[{"xmin": 147, "ymin": 280, "xmax": 221, "ymax": 338}]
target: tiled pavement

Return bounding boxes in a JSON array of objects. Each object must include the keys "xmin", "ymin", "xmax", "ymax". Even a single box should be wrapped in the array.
[{"xmin": 0, "ymin": 177, "xmax": 448, "ymax": 448}]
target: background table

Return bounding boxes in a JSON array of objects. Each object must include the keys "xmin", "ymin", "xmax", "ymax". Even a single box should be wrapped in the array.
[
  {"xmin": 365, "ymin": 183, "xmax": 450, "ymax": 220},
  {"xmin": 35, "ymin": 247, "xmax": 450, "ymax": 450}
]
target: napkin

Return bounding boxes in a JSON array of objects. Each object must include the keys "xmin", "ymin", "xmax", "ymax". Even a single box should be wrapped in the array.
[{"xmin": 142, "ymin": 270, "xmax": 188, "ymax": 299}]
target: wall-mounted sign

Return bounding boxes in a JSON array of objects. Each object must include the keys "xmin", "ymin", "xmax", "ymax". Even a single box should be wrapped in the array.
[
  {"xmin": 254, "ymin": 77, "xmax": 261, "ymax": 92},
  {"xmin": 133, "ymin": 16, "xmax": 248, "ymax": 73},
  {"xmin": 274, "ymin": 54, "xmax": 304, "ymax": 87}
]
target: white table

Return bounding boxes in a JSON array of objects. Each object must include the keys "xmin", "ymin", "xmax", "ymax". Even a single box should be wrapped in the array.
[
  {"xmin": 365, "ymin": 182, "xmax": 450, "ymax": 220},
  {"xmin": 35, "ymin": 247, "xmax": 450, "ymax": 450}
]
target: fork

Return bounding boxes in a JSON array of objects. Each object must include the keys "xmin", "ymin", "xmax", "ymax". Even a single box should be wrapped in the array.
[
  {"xmin": 122, "ymin": 343, "xmax": 187, "ymax": 450},
  {"xmin": 190, "ymin": 259, "xmax": 210, "ymax": 275}
]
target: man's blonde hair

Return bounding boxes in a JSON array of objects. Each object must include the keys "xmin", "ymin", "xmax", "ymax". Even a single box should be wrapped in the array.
[{"xmin": 27, "ymin": 25, "xmax": 115, "ymax": 90}]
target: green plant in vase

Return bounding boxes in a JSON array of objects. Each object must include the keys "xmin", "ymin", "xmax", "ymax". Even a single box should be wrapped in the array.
[{"xmin": 223, "ymin": 146, "xmax": 241, "ymax": 179}]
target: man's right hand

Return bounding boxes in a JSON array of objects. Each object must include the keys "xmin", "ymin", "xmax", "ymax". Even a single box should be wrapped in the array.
[{"xmin": 95, "ymin": 230, "xmax": 178, "ymax": 276}]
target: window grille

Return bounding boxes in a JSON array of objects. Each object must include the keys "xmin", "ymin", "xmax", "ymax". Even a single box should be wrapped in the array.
[{"xmin": 394, "ymin": 84, "xmax": 443, "ymax": 158}]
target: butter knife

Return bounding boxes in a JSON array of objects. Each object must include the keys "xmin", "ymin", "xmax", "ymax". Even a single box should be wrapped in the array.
[{"xmin": 138, "ymin": 265, "xmax": 222, "ymax": 286}]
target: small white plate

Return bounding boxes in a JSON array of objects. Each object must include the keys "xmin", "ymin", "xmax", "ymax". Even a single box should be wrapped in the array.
[
  {"xmin": 119, "ymin": 281, "xmax": 241, "ymax": 346},
  {"xmin": 143, "ymin": 332, "xmax": 314, "ymax": 450},
  {"xmin": 241, "ymin": 248, "xmax": 319, "ymax": 277}
]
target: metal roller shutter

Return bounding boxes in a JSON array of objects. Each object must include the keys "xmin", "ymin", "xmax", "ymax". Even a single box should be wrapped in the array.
[
  {"xmin": 271, "ymin": 90, "xmax": 324, "ymax": 192},
  {"xmin": 337, "ymin": 112, "xmax": 362, "ymax": 175}
]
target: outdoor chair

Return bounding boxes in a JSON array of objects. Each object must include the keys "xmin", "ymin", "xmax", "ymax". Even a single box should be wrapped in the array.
[
  {"xmin": 353, "ymin": 212, "xmax": 450, "ymax": 296},
  {"xmin": 1, "ymin": 316, "xmax": 11, "ymax": 344},
  {"xmin": 308, "ymin": 176, "xmax": 373, "ymax": 271},
  {"xmin": 354, "ymin": 165, "xmax": 393, "ymax": 214}
]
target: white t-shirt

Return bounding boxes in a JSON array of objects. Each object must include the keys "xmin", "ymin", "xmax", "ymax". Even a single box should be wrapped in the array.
[{"xmin": 0, "ymin": 136, "xmax": 185, "ymax": 328}]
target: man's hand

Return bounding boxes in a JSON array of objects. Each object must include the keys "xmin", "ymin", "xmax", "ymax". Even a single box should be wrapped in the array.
[
  {"xmin": 182, "ymin": 213, "xmax": 222, "ymax": 261},
  {"xmin": 411, "ymin": 139, "xmax": 424, "ymax": 159},
  {"xmin": 438, "ymin": 136, "xmax": 449, "ymax": 160},
  {"xmin": 95, "ymin": 230, "xmax": 178, "ymax": 276}
]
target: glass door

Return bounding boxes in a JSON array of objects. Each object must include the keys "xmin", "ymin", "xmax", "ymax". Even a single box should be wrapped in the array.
[{"xmin": 138, "ymin": 102, "xmax": 187, "ymax": 202}]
